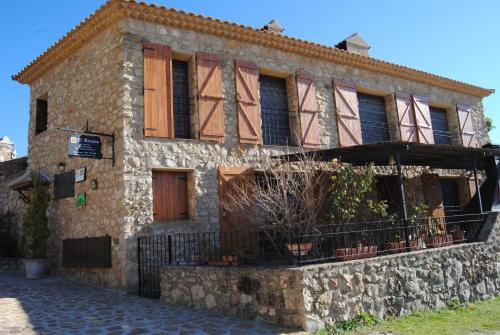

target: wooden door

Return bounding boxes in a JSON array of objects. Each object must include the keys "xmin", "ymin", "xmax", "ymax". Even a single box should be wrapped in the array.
[
  {"xmin": 413, "ymin": 96, "xmax": 434, "ymax": 144},
  {"xmin": 152, "ymin": 171, "xmax": 188, "ymax": 221},
  {"xmin": 395, "ymin": 94, "xmax": 417, "ymax": 142},
  {"xmin": 297, "ymin": 72, "xmax": 320, "ymax": 147},
  {"xmin": 333, "ymin": 80, "xmax": 362, "ymax": 146},
  {"xmin": 235, "ymin": 60, "xmax": 261, "ymax": 144},
  {"xmin": 457, "ymin": 105, "xmax": 478, "ymax": 148}
]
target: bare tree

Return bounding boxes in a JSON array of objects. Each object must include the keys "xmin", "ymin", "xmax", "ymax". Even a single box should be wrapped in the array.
[{"xmin": 221, "ymin": 151, "xmax": 332, "ymax": 248}]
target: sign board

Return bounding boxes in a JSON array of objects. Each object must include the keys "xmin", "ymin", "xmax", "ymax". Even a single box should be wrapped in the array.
[
  {"xmin": 68, "ymin": 134, "xmax": 102, "ymax": 159},
  {"xmin": 75, "ymin": 167, "xmax": 86, "ymax": 183},
  {"xmin": 76, "ymin": 192, "xmax": 87, "ymax": 207}
]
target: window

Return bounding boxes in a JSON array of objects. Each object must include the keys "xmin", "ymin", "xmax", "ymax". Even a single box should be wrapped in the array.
[
  {"xmin": 35, "ymin": 98, "xmax": 48, "ymax": 135},
  {"xmin": 259, "ymin": 75, "xmax": 291, "ymax": 146},
  {"xmin": 152, "ymin": 171, "xmax": 189, "ymax": 221},
  {"xmin": 358, "ymin": 93, "xmax": 390, "ymax": 143},
  {"xmin": 172, "ymin": 60, "xmax": 191, "ymax": 139},
  {"xmin": 430, "ymin": 107, "xmax": 452, "ymax": 145}
]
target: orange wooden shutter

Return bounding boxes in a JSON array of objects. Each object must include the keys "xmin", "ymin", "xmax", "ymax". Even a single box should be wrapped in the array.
[
  {"xmin": 297, "ymin": 71, "xmax": 320, "ymax": 148},
  {"xmin": 333, "ymin": 80, "xmax": 362, "ymax": 147},
  {"xmin": 412, "ymin": 95, "xmax": 434, "ymax": 144},
  {"xmin": 234, "ymin": 60, "xmax": 262, "ymax": 144},
  {"xmin": 395, "ymin": 93, "xmax": 417, "ymax": 142},
  {"xmin": 218, "ymin": 167, "xmax": 255, "ymax": 234},
  {"xmin": 143, "ymin": 42, "xmax": 173, "ymax": 138},
  {"xmin": 457, "ymin": 105, "xmax": 478, "ymax": 148},
  {"xmin": 197, "ymin": 52, "xmax": 224, "ymax": 141},
  {"xmin": 152, "ymin": 171, "xmax": 188, "ymax": 221}
]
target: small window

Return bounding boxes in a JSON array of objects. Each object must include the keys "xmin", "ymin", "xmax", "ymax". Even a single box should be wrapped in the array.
[
  {"xmin": 172, "ymin": 60, "xmax": 191, "ymax": 139},
  {"xmin": 35, "ymin": 98, "xmax": 48, "ymax": 135},
  {"xmin": 358, "ymin": 93, "xmax": 390, "ymax": 143},
  {"xmin": 54, "ymin": 170, "xmax": 75, "ymax": 200},
  {"xmin": 259, "ymin": 75, "xmax": 291, "ymax": 146},
  {"xmin": 152, "ymin": 171, "xmax": 189, "ymax": 221},
  {"xmin": 430, "ymin": 107, "xmax": 452, "ymax": 145}
]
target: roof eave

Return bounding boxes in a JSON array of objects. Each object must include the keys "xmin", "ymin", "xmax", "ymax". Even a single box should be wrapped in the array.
[{"xmin": 11, "ymin": 0, "xmax": 495, "ymax": 98}]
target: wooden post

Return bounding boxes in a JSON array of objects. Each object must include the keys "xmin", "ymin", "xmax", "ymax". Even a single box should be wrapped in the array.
[
  {"xmin": 396, "ymin": 152, "xmax": 411, "ymax": 251},
  {"xmin": 473, "ymin": 157, "xmax": 483, "ymax": 213}
]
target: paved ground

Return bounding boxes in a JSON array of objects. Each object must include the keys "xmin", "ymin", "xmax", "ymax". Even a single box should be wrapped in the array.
[{"xmin": 0, "ymin": 272, "xmax": 302, "ymax": 335}]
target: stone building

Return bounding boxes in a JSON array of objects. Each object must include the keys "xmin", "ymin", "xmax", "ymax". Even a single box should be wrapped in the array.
[
  {"xmin": 0, "ymin": 136, "xmax": 16, "ymax": 162},
  {"xmin": 11, "ymin": 0, "xmax": 494, "ymax": 292}
]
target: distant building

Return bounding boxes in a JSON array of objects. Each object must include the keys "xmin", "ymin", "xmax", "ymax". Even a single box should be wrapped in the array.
[{"xmin": 0, "ymin": 137, "xmax": 16, "ymax": 162}]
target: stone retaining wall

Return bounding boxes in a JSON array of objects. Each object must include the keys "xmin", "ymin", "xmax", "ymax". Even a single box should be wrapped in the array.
[{"xmin": 160, "ymin": 212, "xmax": 500, "ymax": 332}]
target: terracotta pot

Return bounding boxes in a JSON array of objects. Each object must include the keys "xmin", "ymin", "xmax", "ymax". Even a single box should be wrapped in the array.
[
  {"xmin": 453, "ymin": 230, "xmax": 465, "ymax": 243},
  {"xmin": 287, "ymin": 242, "xmax": 313, "ymax": 256}
]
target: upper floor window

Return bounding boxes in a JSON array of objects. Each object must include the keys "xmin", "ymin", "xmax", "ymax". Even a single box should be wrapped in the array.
[
  {"xmin": 35, "ymin": 98, "xmax": 48, "ymax": 135},
  {"xmin": 430, "ymin": 107, "xmax": 452, "ymax": 145},
  {"xmin": 357, "ymin": 93, "xmax": 390, "ymax": 143},
  {"xmin": 259, "ymin": 75, "xmax": 291, "ymax": 146},
  {"xmin": 172, "ymin": 60, "xmax": 191, "ymax": 139}
]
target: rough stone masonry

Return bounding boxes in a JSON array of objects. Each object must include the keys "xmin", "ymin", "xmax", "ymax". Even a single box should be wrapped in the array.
[{"xmin": 161, "ymin": 211, "xmax": 500, "ymax": 332}]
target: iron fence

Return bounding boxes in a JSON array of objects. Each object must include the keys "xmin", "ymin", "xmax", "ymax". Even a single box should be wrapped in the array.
[{"xmin": 138, "ymin": 213, "xmax": 488, "ymax": 297}]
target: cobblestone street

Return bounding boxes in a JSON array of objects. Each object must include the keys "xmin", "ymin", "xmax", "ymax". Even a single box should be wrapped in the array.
[{"xmin": 0, "ymin": 272, "xmax": 301, "ymax": 335}]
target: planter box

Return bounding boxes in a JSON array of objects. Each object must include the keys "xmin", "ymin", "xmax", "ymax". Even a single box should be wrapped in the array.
[
  {"xmin": 425, "ymin": 234, "xmax": 453, "ymax": 248},
  {"xmin": 336, "ymin": 245, "xmax": 378, "ymax": 261},
  {"xmin": 287, "ymin": 242, "xmax": 313, "ymax": 256},
  {"xmin": 385, "ymin": 240, "xmax": 419, "ymax": 254},
  {"xmin": 452, "ymin": 230, "xmax": 466, "ymax": 243}
]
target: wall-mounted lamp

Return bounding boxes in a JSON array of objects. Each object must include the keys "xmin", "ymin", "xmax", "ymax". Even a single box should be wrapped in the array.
[{"xmin": 56, "ymin": 162, "xmax": 66, "ymax": 173}]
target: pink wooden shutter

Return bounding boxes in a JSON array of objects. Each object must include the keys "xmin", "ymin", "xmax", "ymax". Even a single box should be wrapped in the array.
[
  {"xmin": 197, "ymin": 52, "xmax": 225, "ymax": 141},
  {"xmin": 297, "ymin": 71, "xmax": 320, "ymax": 148},
  {"xmin": 333, "ymin": 80, "xmax": 362, "ymax": 147},
  {"xmin": 412, "ymin": 95, "xmax": 434, "ymax": 144},
  {"xmin": 457, "ymin": 105, "xmax": 478, "ymax": 148},
  {"xmin": 234, "ymin": 60, "xmax": 262, "ymax": 144},
  {"xmin": 395, "ymin": 93, "xmax": 417, "ymax": 142}
]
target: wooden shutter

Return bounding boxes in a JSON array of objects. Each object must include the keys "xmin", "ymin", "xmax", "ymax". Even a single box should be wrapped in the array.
[
  {"xmin": 218, "ymin": 167, "xmax": 255, "ymax": 234},
  {"xmin": 235, "ymin": 60, "xmax": 261, "ymax": 144},
  {"xmin": 333, "ymin": 80, "xmax": 362, "ymax": 147},
  {"xmin": 395, "ymin": 93, "xmax": 417, "ymax": 142},
  {"xmin": 197, "ymin": 52, "xmax": 224, "ymax": 141},
  {"xmin": 143, "ymin": 42, "xmax": 173, "ymax": 138},
  {"xmin": 297, "ymin": 72, "xmax": 320, "ymax": 147},
  {"xmin": 457, "ymin": 105, "xmax": 478, "ymax": 148},
  {"xmin": 413, "ymin": 96, "xmax": 434, "ymax": 144},
  {"xmin": 152, "ymin": 171, "xmax": 189, "ymax": 221}
]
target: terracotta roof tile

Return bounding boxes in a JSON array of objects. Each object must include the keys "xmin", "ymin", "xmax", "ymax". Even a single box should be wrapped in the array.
[{"xmin": 12, "ymin": 0, "xmax": 494, "ymax": 98}]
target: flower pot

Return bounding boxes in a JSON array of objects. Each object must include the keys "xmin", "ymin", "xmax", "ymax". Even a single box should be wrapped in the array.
[
  {"xmin": 452, "ymin": 230, "xmax": 465, "ymax": 243},
  {"xmin": 286, "ymin": 242, "xmax": 313, "ymax": 256},
  {"xmin": 25, "ymin": 259, "xmax": 46, "ymax": 280},
  {"xmin": 386, "ymin": 240, "xmax": 418, "ymax": 253}
]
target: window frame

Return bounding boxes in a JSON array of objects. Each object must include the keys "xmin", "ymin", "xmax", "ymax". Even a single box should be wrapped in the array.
[{"xmin": 35, "ymin": 97, "xmax": 48, "ymax": 135}]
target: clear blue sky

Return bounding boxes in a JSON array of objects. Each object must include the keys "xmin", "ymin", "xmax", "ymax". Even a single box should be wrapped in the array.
[{"xmin": 1, "ymin": 0, "xmax": 498, "ymax": 156}]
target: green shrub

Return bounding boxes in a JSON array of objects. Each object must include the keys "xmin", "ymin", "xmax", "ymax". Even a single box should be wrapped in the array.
[
  {"xmin": 317, "ymin": 313, "xmax": 378, "ymax": 334},
  {"xmin": 21, "ymin": 172, "xmax": 49, "ymax": 259}
]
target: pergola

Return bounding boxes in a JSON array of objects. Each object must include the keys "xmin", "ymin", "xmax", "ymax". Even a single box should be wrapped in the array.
[{"xmin": 279, "ymin": 142, "xmax": 500, "ymax": 218}]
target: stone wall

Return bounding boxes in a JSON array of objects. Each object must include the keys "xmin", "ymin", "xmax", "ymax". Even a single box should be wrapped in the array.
[
  {"xmin": 27, "ymin": 23, "xmax": 127, "ymax": 288},
  {"xmin": 120, "ymin": 17, "xmax": 489, "ymax": 291},
  {"xmin": 160, "ymin": 212, "xmax": 500, "ymax": 332}
]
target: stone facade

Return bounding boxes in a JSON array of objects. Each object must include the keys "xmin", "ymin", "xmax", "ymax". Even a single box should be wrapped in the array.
[
  {"xmin": 17, "ymin": 3, "xmax": 492, "ymax": 291},
  {"xmin": 0, "ymin": 136, "xmax": 16, "ymax": 162},
  {"xmin": 160, "ymin": 212, "xmax": 500, "ymax": 332}
]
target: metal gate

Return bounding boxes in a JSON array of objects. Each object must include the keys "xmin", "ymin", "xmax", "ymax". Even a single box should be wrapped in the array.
[{"xmin": 137, "ymin": 235, "xmax": 171, "ymax": 298}]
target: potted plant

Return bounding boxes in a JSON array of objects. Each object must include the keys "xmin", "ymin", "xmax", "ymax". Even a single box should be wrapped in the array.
[
  {"xmin": 286, "ymin": 242, "xmax": 313, "ymax": 256},
  {"xmin": 22, "ymin": 173, "xmax": 49, "ymax": 279},
  {"xmin": 452, "ymin": 229, "xmax": 466, "ymax": 243}
]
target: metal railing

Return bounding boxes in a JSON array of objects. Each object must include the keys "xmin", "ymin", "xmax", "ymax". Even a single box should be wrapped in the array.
[{"xmin": 137, "ymin": 213, "xmax": 488, "ymax": 297}]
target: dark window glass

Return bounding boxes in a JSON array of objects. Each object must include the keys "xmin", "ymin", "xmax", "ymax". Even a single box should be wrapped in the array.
[
  {"xmin": 358, "ymin": 93, "xmax": 390, "ymax": 143},
  {"xmin": 259, "ymin": 75, "xmax": 291, "ymax": 146},
  {"xmin": 430, "ymin": 107, "xmax": 451, "ymax": 145},
  {"xmin": 35, "ymin": 99, "xmax": 48, "ymax": 135},
  {"xmin": 172, "ymin": 60, "xmax": 191, "ymax": 139},
  {"xmin": 54, "ymin": 170, "xmax": 75, "ymax": 200}
]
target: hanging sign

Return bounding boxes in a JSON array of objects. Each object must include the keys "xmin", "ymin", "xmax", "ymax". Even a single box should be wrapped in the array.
[{"xmin": 68, "ymin": 134, "xmax": 102, "ymax": 159}]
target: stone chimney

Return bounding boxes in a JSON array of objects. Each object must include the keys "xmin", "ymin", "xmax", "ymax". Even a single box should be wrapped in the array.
[
  {"xmin": 335, "ymin": 33, "xmax": 370, "ymax": 57},
  {"xmin": 262, "ymin": 19, "xmax": 284, "ymax": 34},
  {"xmin": 0, "ymin": 136, "xmax": 16, "ymax": 162}
]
